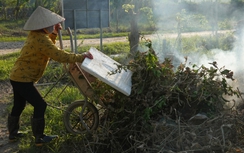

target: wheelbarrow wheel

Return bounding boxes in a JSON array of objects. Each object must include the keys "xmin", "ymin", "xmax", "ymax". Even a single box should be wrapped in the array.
[{"xmin": 63, "ymin": 100, "xmax": 99, "ymax": 134}]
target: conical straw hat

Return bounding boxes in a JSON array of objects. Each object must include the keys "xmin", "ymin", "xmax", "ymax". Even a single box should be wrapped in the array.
[{"xmin": 23, "ymin": 6, "xmax": 65, "ymax": 31}]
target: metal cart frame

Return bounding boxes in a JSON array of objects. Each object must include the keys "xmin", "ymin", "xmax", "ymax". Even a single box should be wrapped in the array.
[{"xmin": 52, "ymin": 28, "xmax": 107, "ymax": 134}]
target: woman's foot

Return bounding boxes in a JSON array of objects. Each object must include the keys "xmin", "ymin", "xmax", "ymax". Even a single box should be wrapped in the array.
[
  {"xmin": 9, "ymin": 132, "xmax": 25, "ymax": 142},
  {"xmin": 35, "ymin": 134, "xmax": 59, "ymax": 147}
]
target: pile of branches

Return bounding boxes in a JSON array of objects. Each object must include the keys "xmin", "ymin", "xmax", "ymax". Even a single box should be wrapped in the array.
[{"xmin": 85, "ymin": 41, "xmax": 244, "ymax": 153}]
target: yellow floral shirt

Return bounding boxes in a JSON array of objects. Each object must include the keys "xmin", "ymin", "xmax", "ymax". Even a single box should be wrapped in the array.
[{"xmin": 10, "ymin": 30, "xmax": 85, "ymax": 83}]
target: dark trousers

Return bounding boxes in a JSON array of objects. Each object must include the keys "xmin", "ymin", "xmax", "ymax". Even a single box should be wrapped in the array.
[{"xmin": 10, "ymin": 80, "xmax": 47, "ymax": 118}]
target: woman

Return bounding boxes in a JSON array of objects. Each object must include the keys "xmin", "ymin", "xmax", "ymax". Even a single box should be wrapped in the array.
[{"xmin": 7, "ymin": 6, "xmax": 93, "ymax": 146}]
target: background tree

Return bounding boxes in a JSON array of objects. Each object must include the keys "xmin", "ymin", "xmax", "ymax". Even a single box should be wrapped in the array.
[
  {"xmin": 14, "ymin": 0, "xmax": 30, "ymax": 20},
  {"xmin": 0, "ymin": 0, "xmax": 8, "ymax": 20},
  {"xmin": 123, "ymin": 3, "xmax": 139, "ymax": 56},
  {"xmin": 110, "ymin": 0, "xmax": 124, "ymax": 33},
  {"xmin": 230, "ymin": 0, "xmax": 244, "ymax": 20},
  {"xmin": 122, "ymin": 0, "xmax": 154, "ymax": 56}
]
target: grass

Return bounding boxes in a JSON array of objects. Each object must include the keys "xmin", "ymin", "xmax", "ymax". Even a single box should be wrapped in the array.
[
  {"xmin": 0, "ymin": 32, "xmax": 130, "ymax": 42},
  {"xmin": 0, "ymin": 43, "xmax": 130, "ymax": 152},
  {"xmin": 0, "ymin": 19, "xmax": 152, "ymax": 42},
  {"xmin": 0, "ymin": 52, "xmax": 19, "ymax": 80},
  {"xmin": 77, "ymin": 42, "xmax": 130, "ymax": 55},
  {"xmin": 0, "ymin": 30, "xmax": 152, "ymax": 42},
  {"xmin": 6, "ymin": 67, "xmax": 85, "ymax": 152}
]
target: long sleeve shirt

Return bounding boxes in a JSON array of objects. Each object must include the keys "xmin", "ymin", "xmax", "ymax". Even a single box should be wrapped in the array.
[{"xmin": 10, "ymin": 30, "xmax": 85, "ymax": 83}]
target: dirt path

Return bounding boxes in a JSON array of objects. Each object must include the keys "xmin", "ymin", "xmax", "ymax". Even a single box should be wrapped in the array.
[
  {"xmin": 0, "ymin": 30, "xmax": 232, "ymax": 55},
  {"xmin": 0, "ymin": 80, "xmax": 20, "ymax": 153},
  {"xmin": 0, "ymin": 36, "xmax": 129, "ymax": 55}
]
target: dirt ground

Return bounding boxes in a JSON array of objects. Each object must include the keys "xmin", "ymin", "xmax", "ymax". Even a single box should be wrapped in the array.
[{"xmin": 0, "ymin": 81, "xmax": 19, "ymax": 153}]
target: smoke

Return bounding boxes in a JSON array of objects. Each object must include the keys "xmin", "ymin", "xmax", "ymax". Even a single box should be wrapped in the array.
[{"xmin": 150, "ymin": 0, "xmax": 244, "ymax": 105}]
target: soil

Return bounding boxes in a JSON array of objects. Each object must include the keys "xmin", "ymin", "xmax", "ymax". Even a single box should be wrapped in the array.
[{"xmin": 0, "ymin": 81, "xmax": 19, "ymax": 153}]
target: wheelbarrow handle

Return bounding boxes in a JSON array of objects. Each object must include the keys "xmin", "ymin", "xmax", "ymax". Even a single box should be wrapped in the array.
[
  {"xmin": 67, "ymin": 27, "xmax": 74, "ymax": 53},
  {"xmin": 58, "ymin": 29, "xmax": 64, "ymax": 49}
]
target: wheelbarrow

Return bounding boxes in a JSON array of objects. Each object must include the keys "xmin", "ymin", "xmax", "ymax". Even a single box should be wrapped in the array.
[{"xmin": 58, "ymin": 28, "xmax": 132, "ymax": 134}]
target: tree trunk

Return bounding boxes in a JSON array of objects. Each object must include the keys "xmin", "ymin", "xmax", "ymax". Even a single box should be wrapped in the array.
[
  {"xmin": 35, "ymin": 0, "xmax": 43, "ymax": 8},
  {"xmin": 116, "ymin": 9, "xmax": 119, "ymax": 33},
  {"xmin": 128, "ymin": 13, "xmax": 139, "ymax": 56},
  {"xmin": 14, "ymin": 0, "xmax": 21, "ymax": 20},
  {"xmin": 3, "ymin": 7, "xmax": 7, "ymax": 20},
  {"xmin": 14, "ymin": 7, "xmax": 20, "ymax": 20}
]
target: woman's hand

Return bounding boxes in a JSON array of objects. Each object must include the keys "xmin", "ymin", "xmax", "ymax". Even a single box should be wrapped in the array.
[{"xmin": 83, "ymin": 52, "xmax": 93, "ymax": 59}]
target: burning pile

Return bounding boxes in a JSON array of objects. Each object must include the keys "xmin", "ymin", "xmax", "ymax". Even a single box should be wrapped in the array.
[{"xmin": 87, "ymin": 40, "xmax": 244, "ymax": 152}]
